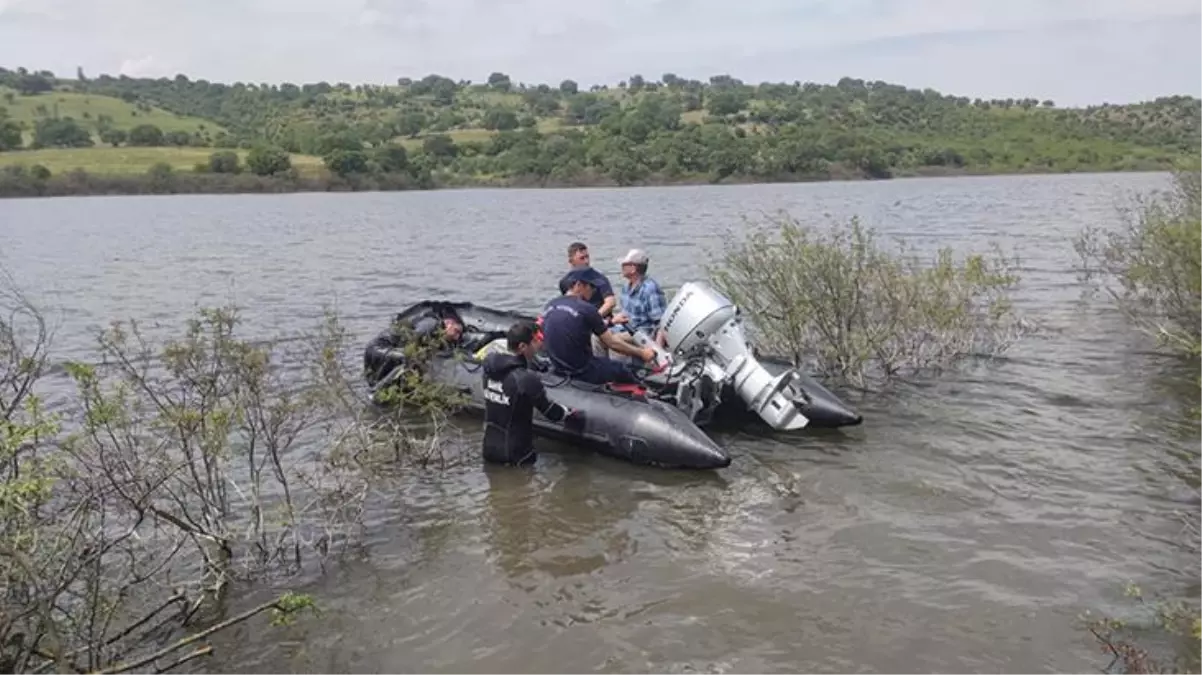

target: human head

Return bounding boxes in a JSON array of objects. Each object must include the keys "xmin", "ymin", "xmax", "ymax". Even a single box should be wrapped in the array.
[
  {"xmin": 506, "ymin": 320, "xmax": 543, "ymax": 359},
  {"xmin": 567, "ymin": 241, "xmax": 590, "ymax": 267},
  {"xmin": 561, "ymin": 267, "xmax": 596, "ymax": 301},
  {"xmin": 442, "ymin": 317, "xmax": 463, "ymax": 342},
  {"xmin": 618, "ymin": 248, "xmax": 649, "ymax": 280}
]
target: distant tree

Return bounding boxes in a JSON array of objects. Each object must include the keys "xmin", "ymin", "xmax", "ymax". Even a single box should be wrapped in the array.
[
  {"xmin": 394, "ymin": 112, "xmax": 427, "ymax": 138},
  {"xmin": 559, "ymin": 79, "xmax": 578, "ymax": 95},
  {"xmin": 127, "ymin": 123, "xmax": 165, "ymax": 146},
  {"xmin": 432, "ymin": 83, "xmax": 455, "ymax": 106},
  {"xmin": 99, "ymin": 128, "xmax": 127, "ymax": 147},
  {"xmin": 245, "ymin": 145, "xmax": 292, "ymax": 176},
  {"xmin": 487, "ymin": 72, "xmax": 512, "ymax": 91},
  {"xmin": 16, "ymin": 74, "xmax": 52, "ymax": 96},
  {"xmin": 32, "ymin": 118, "xmax": 93, "ymax": 148},
  {"xmin": 421, "ymin": 134, "xmax": 457, "ymax": 159},
  {"xmin": 522, "ymin": 90, "xmax": 560, "ymax": 116},
  {"xmin": 164, "ymin": 130, "xmax": 192, "ymax": 146},
  {"xmin": 0, "ymin": 119, "xmax": 22, "ymax": 150},
  {"xmin": 207, "ymin": 150, "xmax": 241, "ymax": 174},
  {"xmin": 628, "ymin": 74, "xmax": 645, "ymax": 93},
  {"xmin": 323, "ymin": 149, "xmax": 369, "ymax": 177},
  {"xmin": 314, "ymin": 130, "xmax": 363, "ymax": 156},
  {"xmin": 707, "ymin": 90, "xmax": 745, "ymax": 116},
  {"xmin": 482, "ymin": 108, "xmax": 519, "ymax": 131},
  {"xmin": 373, "ymin": 144, "xmax": 409, "ymax": 173},
  {"xmin": 409, "ymin": 74, "xmax": 457, "ymax": 105}
]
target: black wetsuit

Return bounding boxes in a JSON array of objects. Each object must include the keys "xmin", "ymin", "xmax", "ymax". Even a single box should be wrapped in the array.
[
  {"xmin": 481, "ymin": 351, "xmax": 576, "ymax": 465},
  {"xmin": 364, "ymin": 311, "xmax": 459, "ymax": 387}
]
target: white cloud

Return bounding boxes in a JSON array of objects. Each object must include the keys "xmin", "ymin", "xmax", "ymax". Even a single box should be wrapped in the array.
[{"xmin": 0, "ymin": 0, "xmax": 1197, "ymax": 103}]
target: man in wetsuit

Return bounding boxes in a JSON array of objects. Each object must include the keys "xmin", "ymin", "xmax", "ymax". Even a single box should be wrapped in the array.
[
  {"xmin": 366, "ymin": 311, "xmax": 465, "ymax": 387},
  {"xmin": 481, "ymin": 321, "xmax": 582, "ymax": 466},
  {"xmin": 408, "ymin": 314, "xmax": 463, "ymax": 348},
  {"xmin": 541, "ymin": 268, "xmax": 658, "ymax": 385}
]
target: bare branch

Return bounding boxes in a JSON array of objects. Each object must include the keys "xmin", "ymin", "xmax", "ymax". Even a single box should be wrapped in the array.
[
  {"xmin": 2, "ymin": 268, "xmax": 458, "ymax": 673},
  {"xmin": 94, "ymin": 596, "xmax": 304, "ymax": 674}
]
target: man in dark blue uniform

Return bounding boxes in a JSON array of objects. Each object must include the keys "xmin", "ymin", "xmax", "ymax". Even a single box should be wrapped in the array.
[
  {"xmin": 540, "ymin": 268, "xmax": 658, "ymax": 385},
  {"xmin": 481, "ymin": 321, "xmax": 582, "ymax": 466},
  {"xmin": 558, "ymin": 241, "xmax": 616, "ymax": 318}
]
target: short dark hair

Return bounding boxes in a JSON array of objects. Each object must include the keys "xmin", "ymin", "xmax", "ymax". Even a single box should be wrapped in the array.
[
  {"xmin": 506, "ymin": 321, "xmax": 539, "ymax": 351},
  {"xmin": 567, "ymin": 241, "xmax": 588, "ymax": 257}
]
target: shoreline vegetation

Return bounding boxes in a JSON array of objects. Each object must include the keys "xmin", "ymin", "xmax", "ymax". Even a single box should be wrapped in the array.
[{"xmin": 0, "ymin": 66, "xmax": 1196, "ymax": 198}]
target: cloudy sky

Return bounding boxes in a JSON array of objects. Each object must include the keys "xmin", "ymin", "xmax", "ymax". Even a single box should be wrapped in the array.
[{"xmin": 0, "ymin": 0, "xmax": 1198, "ymax": 106}]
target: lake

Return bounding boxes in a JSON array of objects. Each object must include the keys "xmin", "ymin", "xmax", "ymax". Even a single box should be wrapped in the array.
[{"xmin": 1, "ymin": 172, "xmax": 1197, "ymax": 673}]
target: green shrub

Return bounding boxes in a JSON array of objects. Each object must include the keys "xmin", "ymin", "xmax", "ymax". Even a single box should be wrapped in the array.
[{"xmin": 708, "ymin": 212, "xmax": 1031, "ymax": 389}]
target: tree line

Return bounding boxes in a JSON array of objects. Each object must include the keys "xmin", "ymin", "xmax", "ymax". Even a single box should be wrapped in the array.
[{"xmin": 0, "ymin": 65, "xmax": 1197, "ymax": 193}]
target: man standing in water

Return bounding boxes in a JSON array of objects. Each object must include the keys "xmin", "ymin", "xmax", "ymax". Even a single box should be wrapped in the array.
[{"xmin": 481, "ymin": 321, "xmax": 582, "ymax": 466}]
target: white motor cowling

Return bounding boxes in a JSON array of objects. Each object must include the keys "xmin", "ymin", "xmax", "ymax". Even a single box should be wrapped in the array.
[{"xmin": 655, "ymin": 281, "xmax": 809, "ymax": 431}]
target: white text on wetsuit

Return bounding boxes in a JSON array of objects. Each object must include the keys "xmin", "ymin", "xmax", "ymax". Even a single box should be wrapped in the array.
[{"xmin": 484, "ymin": 378, "xmax": 510, "ymax": 405}]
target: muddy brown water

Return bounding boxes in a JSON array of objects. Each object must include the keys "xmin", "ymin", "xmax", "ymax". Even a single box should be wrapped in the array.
[{"xmin": 2, "ymin": 172, "xmax": 1198, "ymax": 673}]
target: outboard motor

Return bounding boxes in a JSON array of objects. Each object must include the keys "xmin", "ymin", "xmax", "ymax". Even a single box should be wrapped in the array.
[{"xmin": 654, "ymin": 281, "xmax": 810, "ymax": 431}]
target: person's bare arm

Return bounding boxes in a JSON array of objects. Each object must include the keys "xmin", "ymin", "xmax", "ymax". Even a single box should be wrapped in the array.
[
  {"xmin": 598, "ymin": 293, "xmax": 616, "ymax": 318},
  {"xmin": 599, "ymin": 330, "xmax": 651, "ymax": 361}
]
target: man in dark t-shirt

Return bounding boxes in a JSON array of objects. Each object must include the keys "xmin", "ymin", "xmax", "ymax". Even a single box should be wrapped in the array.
[
  {"xmin": 557, "ymin": 242, "xmax": 616, "ymax": 317},
  {"xmin": 541, "ymin": 268, "xmax": 658, "ymax": 385}
]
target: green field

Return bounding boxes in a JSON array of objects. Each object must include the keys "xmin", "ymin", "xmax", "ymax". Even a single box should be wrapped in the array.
[
  {"xmin": 0, "ymin": 87, "xmax": 225, "ymax": 143},
  {"xmin": 0, "ymin": 146, "xmax": 324, "ymax": 176}
]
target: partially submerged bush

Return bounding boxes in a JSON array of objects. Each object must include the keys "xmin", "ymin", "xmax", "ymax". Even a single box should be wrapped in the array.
[
  {"xmin": 1072, "ymin": 166, "xmax": 1201, "ymax": 673},
  {"xmin": 0, "ymin": 268, "xmax": 463, "ymax": 673},
  {"xmin": 1074, "ymin": 166, "xmax": 1202, "ymax": 358},
  {"xmin": 707, "ymin": 212, "xmax": 1031, "ymax": 389},
  {"xmin": 1080, "ymin": 581, "xmax": 1201, "ymax": 675}
]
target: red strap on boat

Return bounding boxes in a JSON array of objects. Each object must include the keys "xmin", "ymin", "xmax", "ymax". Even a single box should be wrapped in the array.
[{"xmin": 609, "ymin": 383, "xmax": 648, "ymax": 397}]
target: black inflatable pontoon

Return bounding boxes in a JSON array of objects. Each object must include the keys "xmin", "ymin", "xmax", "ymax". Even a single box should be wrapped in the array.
[
  {"xmin": 363, "ymin": 301, "xmax": 732, "ymax": 470},
  {"xmin": 362, "ymin": 282, "xmax": 863, "ymax": 470}
]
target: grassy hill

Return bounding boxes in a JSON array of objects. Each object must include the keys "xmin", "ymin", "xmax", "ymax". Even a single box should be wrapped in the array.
[
  {"xmin": 0, "ymin": 66, "xmax": 1197, "ymax": 195},
  {"xmin": 0, "ymin": 85, "xmax": 225, "ymax": 146}
]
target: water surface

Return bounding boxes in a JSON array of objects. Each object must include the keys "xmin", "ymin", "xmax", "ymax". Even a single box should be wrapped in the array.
[{"xmin": 1, "ymin": 172, "xmax": 1197, "ymax": 673}]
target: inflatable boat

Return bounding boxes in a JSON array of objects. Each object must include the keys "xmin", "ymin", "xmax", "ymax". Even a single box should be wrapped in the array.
[{"xmin": 362, "ymin": 281, "xmax": 863, "ymax": 470}]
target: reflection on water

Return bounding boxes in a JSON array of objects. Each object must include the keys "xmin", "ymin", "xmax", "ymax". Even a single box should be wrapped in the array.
[{"xmin": 2, "ymin": 171, "xmax": 1197, "ymax": 673}]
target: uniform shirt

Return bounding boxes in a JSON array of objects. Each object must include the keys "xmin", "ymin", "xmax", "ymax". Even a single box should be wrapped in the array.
[{"xmin": 540, "ymin": 294, "xmax": 607, "ymax": 375}]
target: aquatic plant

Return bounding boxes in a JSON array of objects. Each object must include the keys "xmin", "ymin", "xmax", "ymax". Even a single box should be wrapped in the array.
[
  {"xmin": 1071, "ymin": 163, "xmax": 1202, "ymax": 674},
  {"xmin": 707, "ymin": 212, "xmax": 1033, "ymax": 390},
  {"xmin": 0, "ymin": 266, "xmax": 464, "ymax": 673},
  {"xmin": 1074, "ymin": 164, "xmax": 1202, "ymax": 360}
]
